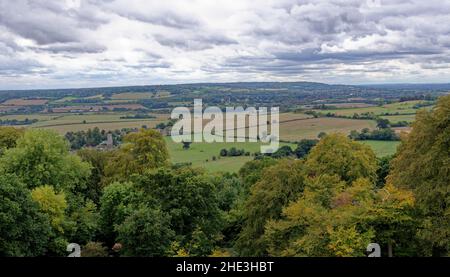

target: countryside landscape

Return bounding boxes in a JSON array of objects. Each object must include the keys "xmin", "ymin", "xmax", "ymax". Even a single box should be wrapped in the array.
[
  {"xmin": 0, "ymin": 82, "xmax": 443, "ymax": 172},
  {"xmin": 0, "ymin": 1, "xmax": 449, "ymax": 271}
]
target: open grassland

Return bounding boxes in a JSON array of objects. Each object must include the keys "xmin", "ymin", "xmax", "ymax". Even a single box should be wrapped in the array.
[
  {"xmin": 3, "ymin": 112, "xmax": 169, "ymax": 134},
  {"xmin": 279, "ymin": 112, "xmax": 313, "ymax": 121},
  {"xmin": 380, "ymin": 114, "xmax": 416, "ymax": 123},
  {"xmin": 325, "ymin": 103, "xmax": 375, "ymax": 108},
  {"xmin": 166, "ymin": 137, "xmax": 295, "ymax": 173},
  {"xmin": 360, "ymin": 140, "xmax": 401, "ymax": 157},
  {"xmin": 0, "ymin": 114, "xmax": 60, "ymax": 121},
  {"xmin": 166, "ymin": 137, "xmax": 400, "ymax": 172},
  {"xmin": 111, "ymin": 92, "xmax": 154, "ymax": 100},
  {"xmin": 40, "ymin": 120, "xmax": 165, "ymax": 134},
  {"xmin": 311, "ymin": 100, "xmax": 433, "ymax": 116},
  {"xmin": 280, "ymin": 117, "xmax": 376, "ymax": 141}
]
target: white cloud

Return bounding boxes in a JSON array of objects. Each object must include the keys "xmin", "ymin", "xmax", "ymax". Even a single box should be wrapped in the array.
[{"xmin": 0, "ymin": 0, "xmax": 449, "ymax": 89}]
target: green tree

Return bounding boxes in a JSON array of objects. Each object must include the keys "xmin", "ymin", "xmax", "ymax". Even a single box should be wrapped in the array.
[
  {"xmin": 31, "ymin": 185, "xmax": 70, "ymax": 256},
  {"xmin": 104, "ymin": 129, "xmax": 169, "ymax": 182},
  {"xmin": 0, "ymin": 129, "xmax": 91, "ymax": 192},
  {"xmin": 99, "ymin": 182, "xmax": 143, "ymax": 245},
  {"xmin": 0, "ymin": 126, "xmax": 24, "ymax": 154},
  {"xmin": 116, "ymin": 205, "xmax": 174, "ymax": 256},
  {"xmin": 376, "ymin": 118, "xmax": 390, "ymax": 129},
  {"xmin": 236, "ymin": 159, "xmax": 306, "ymax": 256},
  {"xmin": 294, "ymin": 139, "xmax": 318, "ymax": 158},
  {"xmin": 77, "ymin": 148, "xmax": 113, "ymax": 203},
  {"xmin": 0, "ymin": 174, "xmax": 52, "ymax": 256},
  {"xmin": 305, "ymin": 133, "xmax": 378, "ymax": 184},
  {"xmin": 388, "ymin": 94, "xmax": 450, "ymax": 256},
  {"xmin": 31, "ymin": 185, "xmax": 67, "ymax": 232},
  {"xmin": 122, "ymin": 128, "xmax": 169, "ymax": 170},
  {"xmin": 134, "ymin": 167, "xmax": 223, "ymax": 256},
  {"xmin": 265, "ymin": 177, "xmax": 415, "ymax": 257},
  {"xmin": 238, "ymin": 157, "xmax": 277, "ymax": 192},
  {"xmin": 376, "ymin": 155, "xmax": 393, "ymax": 188}
]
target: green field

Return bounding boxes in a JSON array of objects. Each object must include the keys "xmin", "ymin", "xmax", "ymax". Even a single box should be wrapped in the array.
[
  {"xmin": 360, "ymin": 140, "xmax": 401, "ymax": 157},
  {"xmin": 2, "ymin": 112, "xmax": 170, "ymax": 134},
  {"xmin": 166, "ymin": 137, "xmax": 401, "ymax": 172},
  {"xmin": 111, "ymin": 92, "xmax": 154, "ymax": 100},
  {"xmin": 280, "ymin": 117, "xmax": 376, "ymax": 141},
  {"xmin": 380, "ymin": 114, "xmax": 416, "ymax": 123},
  {"xmin": 166, "ymin": 137, "xmax": 295, "ymax": 173},
  {"xmin": 311, "ymin": 100, "xmax": 433, "ymax": 117},
  {"xmin": 3, "ymin": 110, "xmax": 402, "ymax": 171}
]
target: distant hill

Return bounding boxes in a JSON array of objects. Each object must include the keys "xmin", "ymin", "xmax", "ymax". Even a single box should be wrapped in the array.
[{"xmin": 0, "ymin": 82, "xmax": 448, "ymax": 106}]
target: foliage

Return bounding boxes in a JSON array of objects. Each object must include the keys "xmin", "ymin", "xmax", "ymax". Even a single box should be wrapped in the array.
[
  {"xmin": 0, "ymin": 129, "xmax": 91, "ymax": 192},
  {"xmin": 77, "ymin": 148, "xmax": 113, "ymax": 203},
  {"xmin": 294, "ymin": 139, "xmax": 318, "ymax": 158},
  {"xmin": 99, "ymin": 182, "xmax": 142, "ymax": 245},
  {"xmin": 104, "ymin": 129, "xmax": 169, "ymax": 182},
  {"xmin": 236, "ymin": 159, "xmax": 306, "ymax": 256},
  {"xmin": 81, "ymin": 242, "xmax": 109, "ymax": 257},
  {"xmin": 388, "ymin": 94, "xmax": 450, "ymax": 256},
  {"xmin": 376, "ymin": 155, "xmax": 393, "ymax": 188},
  {"xmin": 133, "ymin": 167, "xmax": 223, "ymax": 256},
  {"xmin": 349, "ymin": 128, "xmax": 399, "ymax": 141},
  {"xmin": 305, "ymin": 133, "xmax": 378, "ymax": 184},
  {"xmin": 265, "ymin": 177, "xmax": 415, "ymax": 257},
  {"xmin": 0, "ymin": 174, "xmax": 52, "ymax": 256},
  {"xmin": 0, "ymin": 127, "xmax": 24, "ymax": 154},
  {"xmin": 116, "ymin": 205, "xmax": 174, "ymax": 256},
  {"xmin": 31, "ymin": 185, "xmax": 67, "ymax": 233}
]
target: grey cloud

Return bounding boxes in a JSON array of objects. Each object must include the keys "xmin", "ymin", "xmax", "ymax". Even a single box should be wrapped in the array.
[
  {"xmin": 154, "ymin": 33, "xmax": 236, "ymax": 51},
  {"xmin": 31, "ymin": 42, "xmax": 106, "ymax": 54},
  {"xmin": 0, "ymin": 0, "xmax": 107, "ymax": 45},
  {"xmin": 120, "ymin": 11, "xmax": 199, "ymax": 29},
  {"xmin": 0, "ymin": 54, "xmax": 45, "ymax": 76},
  {"xmin": 1, "ymin": 0, "xmax": 450, "ymax": 88}
]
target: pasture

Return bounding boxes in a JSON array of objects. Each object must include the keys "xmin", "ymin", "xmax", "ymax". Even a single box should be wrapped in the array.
[
  {"xmin": 311, "ymin": 100, "xmax": 433, "ymax": 117},
  {"xmin": 2, "ymin": 112, "xmax": 170, "ymax": 134},
  {"xmin": 360, "ymin": 140, "xmax": 401, "ymax": 157},
  {"xmin": 166, "ymin": 137, "xmax": 295, "ymax": 173},
  {"xmin": 280, "ymin": 117, "xmax": 376, "ymax": 141}
]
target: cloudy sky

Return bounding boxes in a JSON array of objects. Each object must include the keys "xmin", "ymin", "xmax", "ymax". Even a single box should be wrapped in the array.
[{"xmin": 1, "ymin": 0, "xmax": 450, "ymax": 90}]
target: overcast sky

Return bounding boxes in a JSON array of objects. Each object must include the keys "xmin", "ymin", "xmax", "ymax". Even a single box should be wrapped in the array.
[{"xmin": 1, "ymin": 0, "xmax": 450, "ymax": 90}]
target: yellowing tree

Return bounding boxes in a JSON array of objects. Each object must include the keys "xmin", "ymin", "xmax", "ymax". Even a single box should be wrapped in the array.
[
  {"xmin": 31, "ymin": 185, "xmax": 67, "ymax": 232},
  {"xmin": 306, "ymin": 133, "xmax": 378, "ymax": 184},
  {"xmin": 235, "ymin": 159, "xmax": 306, "ymax": 256},
  {"xmin": 388, "ymin": 94, "xmax": 450, "ymax": 256},
  {"xmin": 104, "ymin": 129, "xmax": 169, "ymax": 182}
]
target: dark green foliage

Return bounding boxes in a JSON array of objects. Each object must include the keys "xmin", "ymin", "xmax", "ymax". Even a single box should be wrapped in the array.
[
  {"xmin": 182, "ymin": 141, "xmax": 192, "ymax": 149},
  {"xmin": 0, "ymin": 174, "xmax": 52, "ymax": 256},
  {"xmin": 376, "ymin": 155, "xmax": 393, "ymax": 188},
  {"xmin": 220, "ymin": 147, "xmax": 246, "ymax": 157},
  {"xmin": 77, "ymin": 148, "xmax": 112, "ymax": 203},
  {"xmin": 294, "ymin": 139, "xmax": 318, "ymax": 158},
  {"xmin": 133, "ymin": 167, "xmax": 223, "ymax": 256},
  {"xmin": 376, "ymin": 118, "xmax": 390, "ymax": 129},
  {"xmin": 271, "ymin": 145, "xmax": 294, "ymax": 158},
  {"xmin": 349, "ymin": 128, "xmax": 399, "ymax": 141},
  {"xmin": 116, "ymin": 205, "xmax": 174, "ymax": 256}
]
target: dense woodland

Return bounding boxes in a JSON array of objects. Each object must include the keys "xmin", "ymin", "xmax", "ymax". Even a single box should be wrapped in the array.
[{"xmin": 0, "ymin": 95, "xmax": 449, "ymax": 257}]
